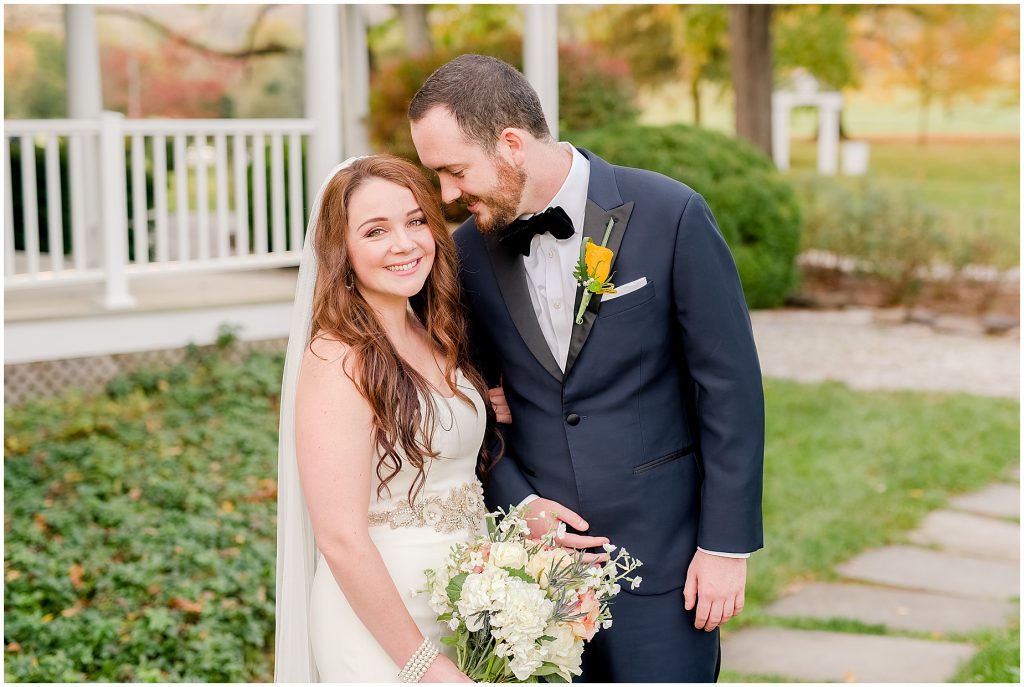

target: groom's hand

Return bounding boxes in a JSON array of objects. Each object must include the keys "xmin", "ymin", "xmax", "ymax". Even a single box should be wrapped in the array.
[
  {"xmin": 487, "ymin": 385, "xmax": 512, "ymax": 424},
  {"xmin": 683, "ymin": 550, "xmax": 747, "ymax": 632},
  {"xmin": 523, "ymin": 498, "xmax": 610, "ymax": 564}
]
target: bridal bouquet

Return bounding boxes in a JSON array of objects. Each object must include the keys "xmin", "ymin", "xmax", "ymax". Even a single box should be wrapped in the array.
[{"xmin": 421, "ymin": 506, "xmax": 643, "ymax": 682}]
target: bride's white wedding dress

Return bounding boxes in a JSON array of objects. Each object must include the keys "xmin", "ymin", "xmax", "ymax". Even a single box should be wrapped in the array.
[{"xmin": 308, "ymin": 368, "xmax": 487, "ymax": 681}]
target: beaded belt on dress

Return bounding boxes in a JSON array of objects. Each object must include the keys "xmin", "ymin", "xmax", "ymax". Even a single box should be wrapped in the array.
[{"xmin": 367, "ymin": 481, "xmax": 487, "ymax": 534}]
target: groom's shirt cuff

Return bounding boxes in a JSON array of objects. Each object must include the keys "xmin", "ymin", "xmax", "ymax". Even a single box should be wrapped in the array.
[
  {"xmin": 517, "ymin": 494, "xmax": 540, "ymax": 508},
  {"xmin": 698, "ymin": 547, "xmax": 751, "ymax": 559}
]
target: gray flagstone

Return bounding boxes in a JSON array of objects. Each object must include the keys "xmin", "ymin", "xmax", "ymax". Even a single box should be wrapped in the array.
[
  {"xmin": 763, "ymin": 581, "xmax": 1017, "ymax": 633},
  {"xmin": 836, "ymin": 545, "xmax": 1018, "ymax": 599},
  {"xmin": 949, "ymin": 483, "xmax": 1020, "ymax": 519},
  {"xmin": 908, "ymin": 509, "xmax": 1019, "ymax": 560},
  {"xmin": 722, "ymin": 627, "xmax": 976, "ymax": 683}
]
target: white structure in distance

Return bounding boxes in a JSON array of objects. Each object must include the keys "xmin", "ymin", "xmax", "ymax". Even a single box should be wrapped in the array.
[{"xmin": 771, "ymin": 69, "xmax": 868, "ymax": 177}]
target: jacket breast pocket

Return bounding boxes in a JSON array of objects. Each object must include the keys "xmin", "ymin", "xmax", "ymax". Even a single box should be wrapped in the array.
[{"xmin": 598, "ymin": 280, "xmax": 655, "ymax": 319}]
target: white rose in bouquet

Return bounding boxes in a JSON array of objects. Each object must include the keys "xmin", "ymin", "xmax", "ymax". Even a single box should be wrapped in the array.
[
  {"xmin": 490, "ymin": 540, "xmax": 530, "ymax": 569},
  {"xmin": 524, "ymin": 546, "xmax": 575, "ymax": 589}
]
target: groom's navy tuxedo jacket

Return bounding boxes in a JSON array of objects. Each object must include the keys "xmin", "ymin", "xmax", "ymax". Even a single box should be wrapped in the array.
[{"xmin": 454, "ymin": 149, "xmax": 764, "ymax": 595}]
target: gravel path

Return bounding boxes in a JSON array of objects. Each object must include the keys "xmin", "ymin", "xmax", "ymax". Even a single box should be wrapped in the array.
[{"xmin": 750, "ymin": 308, "xmax": 1018, "ymax": 399}]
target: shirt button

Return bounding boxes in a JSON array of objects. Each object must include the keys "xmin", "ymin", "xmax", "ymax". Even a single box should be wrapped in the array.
[
  {"xmin": 553, "ymin": 300, "xmax": 562, "ymax": 310},
  {"xmin": 547, "ymin": 250, "xmax": 555, "ymax": 260}
]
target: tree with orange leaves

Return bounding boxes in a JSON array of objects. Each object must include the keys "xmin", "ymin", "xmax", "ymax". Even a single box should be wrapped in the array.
[{"xmin": 854, "ymin": 5, "xmax": 1020, "ymax": 144}]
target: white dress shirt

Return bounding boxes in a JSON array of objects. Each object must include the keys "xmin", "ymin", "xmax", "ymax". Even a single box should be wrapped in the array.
[
  {"xmin": 520, "ymin": 144, "xmax": 589, "ymax": 371},
  {"xmin": 515, "ymin": 143, "xmax": 750, "ymax": 560}
]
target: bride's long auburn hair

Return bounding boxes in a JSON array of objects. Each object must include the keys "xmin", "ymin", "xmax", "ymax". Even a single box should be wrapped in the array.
[{"xmin": 309, "ymin": 155, "xmax": 499, "ymax": 505}]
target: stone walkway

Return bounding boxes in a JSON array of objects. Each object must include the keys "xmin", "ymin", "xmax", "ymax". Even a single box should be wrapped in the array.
[
  {"xmin": 723, "ymin": 471, "xmax": 1019, "ymax": 682},
  {"xmin": 724, "ymin": 310, "xmax": 1019, "ymax": 681}
]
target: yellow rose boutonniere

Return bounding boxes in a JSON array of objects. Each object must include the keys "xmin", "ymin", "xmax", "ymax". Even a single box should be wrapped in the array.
[{"xmin": 572, "ymin": 218, "xmax": 617, "ymax": 325}]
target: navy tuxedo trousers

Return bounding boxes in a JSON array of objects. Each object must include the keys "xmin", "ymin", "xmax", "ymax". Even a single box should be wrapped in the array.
[{"xmin": 578, "ymin": 587, "xmax": 721, "ymax": 682}]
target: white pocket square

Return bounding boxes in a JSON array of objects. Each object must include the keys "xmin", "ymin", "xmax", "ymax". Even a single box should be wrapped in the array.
[{"xmin": 603, "ymin": 277, "xmax": 648, "ymax": 302}]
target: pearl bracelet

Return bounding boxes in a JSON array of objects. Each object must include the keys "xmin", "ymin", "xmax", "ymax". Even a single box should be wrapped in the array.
[{"xmin": 397, "ymin": 637, "xmax": 440, "ymax": 683}]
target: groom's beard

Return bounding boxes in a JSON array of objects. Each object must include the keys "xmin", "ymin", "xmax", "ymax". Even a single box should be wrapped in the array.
[{"xmin": 465, "ymin": 156, "xmax": 527, "ymax": 234}]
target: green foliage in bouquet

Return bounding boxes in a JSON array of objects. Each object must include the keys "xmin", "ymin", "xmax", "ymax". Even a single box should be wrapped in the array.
[
  {"xmin": 569, "ymin": 123, "xmax": 804, "ymax": 309},
  {"xmin": 4, "ymin": 342, "xmax": 284, "ymax": 681}
]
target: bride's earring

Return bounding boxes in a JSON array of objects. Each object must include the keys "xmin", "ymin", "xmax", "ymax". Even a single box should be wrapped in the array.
[{"xmin": 345, "ymin": 271, "xmax": 355, "ymax": 290}]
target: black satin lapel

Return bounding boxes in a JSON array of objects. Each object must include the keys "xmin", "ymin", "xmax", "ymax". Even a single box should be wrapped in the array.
[
  {"xmin": 565, "ymin": 200, "xmax": 635, "ymax": 377},
  {"xmin": 484, "ymin": 234, "xmax": 564, "ymax": 383}
]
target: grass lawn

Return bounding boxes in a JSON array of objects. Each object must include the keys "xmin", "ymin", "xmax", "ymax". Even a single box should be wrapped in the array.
[
  {"xmin": 721, "ymin": 378, "xmax": 1019, "ymax": 683},
  {"xmin": 4, "ymin": 348, "xmax": 1019, "ymax": 681},
  {"xmin": 639, "ymin": 82, "xmax": 1020, "ymax": 138},
  {"xmin": 749, "ymin": 379, "xmax": 1018, "ymax": 607}
]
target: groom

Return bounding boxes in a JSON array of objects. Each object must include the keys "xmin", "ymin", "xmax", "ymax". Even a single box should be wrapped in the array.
[{"xmin": 410, "ymin": 55, "xmax": 764, "ymax": 682}]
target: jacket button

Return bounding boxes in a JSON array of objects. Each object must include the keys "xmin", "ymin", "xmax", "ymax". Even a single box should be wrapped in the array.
[{"xmin": 566, "ymin": 413, "xmax": 581, "ymax": 426}]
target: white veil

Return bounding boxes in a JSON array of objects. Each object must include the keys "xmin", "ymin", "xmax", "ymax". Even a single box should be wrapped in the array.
[{"xmin": 274, "ymin": 156, "xmax": 367, "ymax": 682}]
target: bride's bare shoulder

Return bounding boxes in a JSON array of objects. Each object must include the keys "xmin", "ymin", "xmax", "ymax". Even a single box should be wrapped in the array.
[
  {"xmin": 301, "ymin": 332, "xmax": 355, "ymax": 378},
  {"xmin": 296, "ymin": 333, "xmax": 369, "ymax": 424}
]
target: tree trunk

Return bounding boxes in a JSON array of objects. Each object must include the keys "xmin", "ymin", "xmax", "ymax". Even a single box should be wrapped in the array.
[
  {"xmin": 730, "ymin": 5, "xmax": 773, "ymax": 155},
  {"xmin": 691, "ymin": 77, "xmax": 702, "ymax": 126},
  {"xmin": 398, "ymin": 4, "xmax": 432, "ymax": 57},
  {"xmin": 917, "ymin": 91, "xmax": 931, "ymax": 147}
]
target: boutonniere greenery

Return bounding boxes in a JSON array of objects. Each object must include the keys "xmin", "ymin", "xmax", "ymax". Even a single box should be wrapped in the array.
[{"xmin": 572, "ymin": 218, "xmax": 617, "ymax": 325}]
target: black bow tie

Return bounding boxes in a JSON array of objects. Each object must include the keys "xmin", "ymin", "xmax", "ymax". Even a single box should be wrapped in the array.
[{"xmin": 498, "ymin": 206, "xmax": 575, "ymax": 257}]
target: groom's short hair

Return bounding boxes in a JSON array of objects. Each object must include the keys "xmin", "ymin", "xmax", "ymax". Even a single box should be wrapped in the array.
[{"xmin": 409, "ymin": 54, "xmax": 551, "ymax": 152}]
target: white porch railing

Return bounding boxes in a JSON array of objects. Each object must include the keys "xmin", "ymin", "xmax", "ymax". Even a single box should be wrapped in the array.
[{"xmin": 4, "ymin": 113, "xmax": 314, "ymax": 308}]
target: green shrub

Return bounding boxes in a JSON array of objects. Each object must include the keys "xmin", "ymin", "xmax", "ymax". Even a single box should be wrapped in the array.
[
  {"xmin": 569, "ymin": 123, "xmax": 803, "ymax": 309},
  {"xmin": 556, "ymin": 43, "xmax": 638, "ymax": 132},
  {"xmin": 369, "ymin": 34, "xmax": 638, "ymax": 165},
  {"xmin": 795, "ymin": 176, "xmax": 953, "ymax": 306},
  {"xmin": 4, "ymin": 344, "xmax": 284, "ymax": 681}
]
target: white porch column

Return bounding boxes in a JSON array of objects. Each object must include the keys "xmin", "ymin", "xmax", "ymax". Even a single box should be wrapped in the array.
[
  {"xmin": 65, "ymin": 4, "xmax": 103, "ymax": 267},
  {"xmin": 305, "ymin": 4, "xmax": 343, "ymax": 210},
  {"xmin": 98, "ymin": 112, "xmax": 136, "ymax": 309},
  {"xmin": 339, "ymin": 4, "xmax": 371, "ymax": 157},
  {"xmin": 523, "ymin": 5, "xmax": 559, "ymax": 140},
  {"xmin": 817, "ymin": 93, "xmax": 842, "ymax": 176},
  {"xmin": 66, "ymin": 6, "xmax": 103, "ymax": 119},
  {"xmin": 771, "ymin": 93, "xmax": 792, "ymax": 172}
]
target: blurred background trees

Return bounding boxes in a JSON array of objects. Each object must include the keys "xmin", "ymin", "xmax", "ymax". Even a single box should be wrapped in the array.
[
  {"xmin": 5, "ymin": 4, "xmax": 1017, "ymax": 141},
  {"xmin": 855, "ymin": 4, "xmax": 1020, "ymax": 144},
  {"xmin": 3, "ymin": 3, "xmax": 1020, "ymax": 309}
]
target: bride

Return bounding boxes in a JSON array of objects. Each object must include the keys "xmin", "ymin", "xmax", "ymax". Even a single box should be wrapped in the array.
[{"xmin": 275, "ymin": 155, "xmax": 502, "ymax": 682}]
